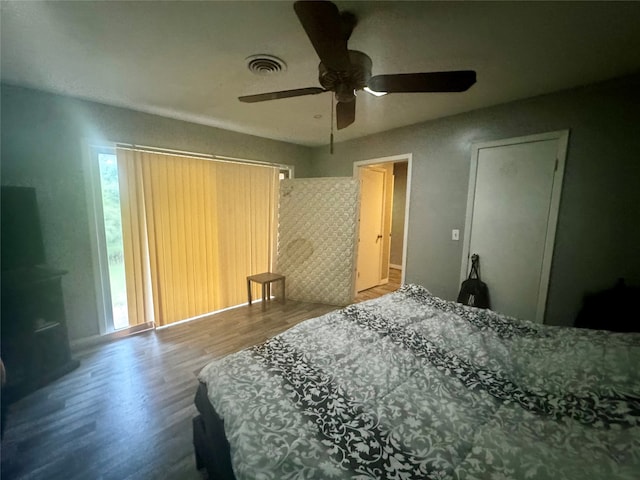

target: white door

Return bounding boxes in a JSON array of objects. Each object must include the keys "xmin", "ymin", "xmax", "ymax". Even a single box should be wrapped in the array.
[
  {"xmin": 356, "ymin": 167, "xmax": 385, "ymax": 292},
  {"xmin": 461, "ymin": 131, "xmax": 568, "ymax": 323}
]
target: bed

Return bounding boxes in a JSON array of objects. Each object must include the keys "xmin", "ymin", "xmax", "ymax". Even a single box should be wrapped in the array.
[{"xmin": 194, "ymin": 284, "xmax": 640, "ymax": 479}]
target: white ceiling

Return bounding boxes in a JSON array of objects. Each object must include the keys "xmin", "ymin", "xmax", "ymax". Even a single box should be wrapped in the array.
[{"xmin": 2, "ymin": 1, "xmax": 640, "ymax": 147}]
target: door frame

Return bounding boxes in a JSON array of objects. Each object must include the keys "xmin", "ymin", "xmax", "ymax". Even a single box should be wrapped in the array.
[
  {"xmin": 460, "ymin": 130, "xmax": 569, "ymax": 323},
  {"xmin": 353, "ymin": 153, "xmax": 413, "ymax": 286}
]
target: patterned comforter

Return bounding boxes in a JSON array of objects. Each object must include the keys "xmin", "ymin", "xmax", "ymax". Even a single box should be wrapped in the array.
[{"xmin": 198, "ymin": 285, "xmax": 640, "ymax": 479}]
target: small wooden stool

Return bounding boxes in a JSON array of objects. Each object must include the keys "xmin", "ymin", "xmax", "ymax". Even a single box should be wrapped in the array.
[{"xmin": 247, "ymin": 272, "xmax": 286, "ymax": 310}]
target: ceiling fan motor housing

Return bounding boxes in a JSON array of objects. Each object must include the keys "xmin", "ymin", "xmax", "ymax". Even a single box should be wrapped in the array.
[
  {"xmin": 239, "ymin": 1, "xmax": 477, "ymax": 133},
  {"xmin": 319, "ymin": 50, "xmax": 372, "ymax": 102}
]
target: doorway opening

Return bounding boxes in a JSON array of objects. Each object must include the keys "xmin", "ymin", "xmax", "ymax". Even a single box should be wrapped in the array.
[{"xmin": 353, "ymin": 154, "xmax": 411, "ymax": 301}]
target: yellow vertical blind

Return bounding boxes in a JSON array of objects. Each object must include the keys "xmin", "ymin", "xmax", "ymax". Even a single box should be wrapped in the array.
[
  {"xmin": 215, "ymin": 161, "xmax": 279, "ymax": 307},
  {"xmin": 117, "ymin": 150, "xmax": 154, "ymax": 326},
  {"xmin": 117, "ymin": 148, "xmax": 279, "ymax": 327}
]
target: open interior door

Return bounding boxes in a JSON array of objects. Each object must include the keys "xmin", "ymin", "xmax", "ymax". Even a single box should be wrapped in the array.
[{"xmin": 356, "ymin": 167, "xmax": 386, "ymax": 292}]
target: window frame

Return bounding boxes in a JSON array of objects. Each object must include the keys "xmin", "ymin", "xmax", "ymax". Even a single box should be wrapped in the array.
[
  {"xmin": 83, "ymin": 140, "xmax": 295, "ymax": 336},
  {"xmin": 83, "ymin": 142, "xmax": 119, "ymax": 334}
]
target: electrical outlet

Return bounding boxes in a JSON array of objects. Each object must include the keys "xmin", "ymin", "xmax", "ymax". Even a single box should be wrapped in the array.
[{"xmin": 452, "ymin": 229, "xmax": 460, "ymax": 241}]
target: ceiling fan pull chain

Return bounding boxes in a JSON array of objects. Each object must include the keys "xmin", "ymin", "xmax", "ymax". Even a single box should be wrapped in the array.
[{"xmin": 330, "ymin": 94, "xmax": 335, "ymax": 155}]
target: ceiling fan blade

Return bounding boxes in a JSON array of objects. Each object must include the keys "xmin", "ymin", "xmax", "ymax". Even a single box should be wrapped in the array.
[
  {"xmin": 336, "ymin": 99, "xmax": 355, "ymax": 130},
  {"xmin": 368, "ymin": 70, "xmax": 477, "ymax": 93},
  {"xmin": 239, "ymin": 87, "xmax": 326, "ymax": 103},
  {"xmin": 294, "ymin": 1, "xmax": 350, "ymax": 72}
]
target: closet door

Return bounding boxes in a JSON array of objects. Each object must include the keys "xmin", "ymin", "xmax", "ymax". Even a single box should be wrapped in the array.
[{"xmin": 461, "ymin": 131, "xmax": 568, "ymax": 323}]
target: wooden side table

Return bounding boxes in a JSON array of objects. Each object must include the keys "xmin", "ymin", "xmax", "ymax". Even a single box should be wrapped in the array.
[{"xmin": 247, "ymin": 273, "xmax": 286, "ymax": 310}]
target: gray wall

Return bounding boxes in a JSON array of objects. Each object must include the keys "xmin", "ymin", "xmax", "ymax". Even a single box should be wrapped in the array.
[
  {"xmin": 390, "ymin": 162, "xmax": 407, "ymax": 267},
  {"xmin": 309, "ymin": 74, "xmax": 640, "ymax": 327},
  {"xmin": 1, "ymin": 84, "xmax": 313, "ymax": 340},
  {"xmin": 4, "ymin": 74, "xmax": 639, "ymax": 340}
]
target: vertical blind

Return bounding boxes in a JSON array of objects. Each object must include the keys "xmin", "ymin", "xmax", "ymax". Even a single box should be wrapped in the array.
[{"xmin": 117, "ymin": 148, "xmax": 279, "ymax": 327}]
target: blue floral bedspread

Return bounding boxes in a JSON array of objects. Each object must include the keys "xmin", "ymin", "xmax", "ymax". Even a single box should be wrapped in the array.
[{"xmin": 198, "ymin": 284, "xmax": 640, "ymax": 479}]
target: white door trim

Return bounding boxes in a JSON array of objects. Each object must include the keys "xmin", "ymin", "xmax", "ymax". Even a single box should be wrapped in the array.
[
  {"xmin": 353, "ymin": 153, "xmax": 412, "ymax": 286},
  {"xmin": 460, "ymin": 130, "xmax": 569, "ymax": 323}
]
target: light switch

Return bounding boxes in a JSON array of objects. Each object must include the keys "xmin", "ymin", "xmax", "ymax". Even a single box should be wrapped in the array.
[{"xmin": 452, "ymin": 229, "xmax": 460, "ymax": 241}]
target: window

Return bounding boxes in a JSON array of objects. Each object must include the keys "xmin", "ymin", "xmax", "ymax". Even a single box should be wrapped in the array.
[
  {"xmin": 97, "ymin": 152, "xmax": 129, "ymax": 329},
  {"xmin": 86, "ymin": 144, "xmax": 290, "ymax": 333}
]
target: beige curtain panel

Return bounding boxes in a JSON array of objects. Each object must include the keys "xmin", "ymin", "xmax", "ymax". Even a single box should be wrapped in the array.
[{"xmin": 117, "ymin": 148, "xmax": 278, "ymax": 327}]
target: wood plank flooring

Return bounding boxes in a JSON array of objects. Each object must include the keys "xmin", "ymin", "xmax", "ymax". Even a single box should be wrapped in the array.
[
  {"xmin": 354, "ymin": 267, "xmax": 402, "ymax": 302},
  {"xmin": 1, "ymin": 273, "xmax": 401, "ymax": 480},
  {"xmin": 1, "ymin": 300, "xmax": 336, "ymax": 480}
]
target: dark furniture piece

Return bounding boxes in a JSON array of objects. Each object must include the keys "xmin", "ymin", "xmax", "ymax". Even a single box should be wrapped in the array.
[
  {"xmin": 1, "ymin": 186, "xmax": 47, "ymax": 272},
  {"xmin": 1, "ymin": 267, "xmax": 80, "ymax": 403},
  {"xmin": 574, "ymin": 279, "xmax": 640, "ymax": 332},
  {"xmin": 193, "ymin": 382, "xmax": 236, "ymax": 480}
]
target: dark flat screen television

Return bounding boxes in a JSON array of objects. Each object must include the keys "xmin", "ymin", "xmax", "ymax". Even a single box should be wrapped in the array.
[{"xmin": 1, "ymin": 186, "xmax": 47, "ymax": 271}]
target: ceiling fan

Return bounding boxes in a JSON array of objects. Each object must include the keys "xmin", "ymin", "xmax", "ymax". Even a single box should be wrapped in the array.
[{"xmin": 239, "ymin": 0, "xmax": 476, "ymax": 131}]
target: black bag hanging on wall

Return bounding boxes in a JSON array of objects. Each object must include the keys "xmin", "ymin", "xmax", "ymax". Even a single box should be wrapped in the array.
[{"xmin": 457, "ymin": 254, "xmax": 490, "ymax": 309}]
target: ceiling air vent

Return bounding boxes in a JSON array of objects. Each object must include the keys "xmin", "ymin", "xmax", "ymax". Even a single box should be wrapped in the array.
[{"xmin": 246, "ymin": 55, "xmax": 287, "ymax": 75}]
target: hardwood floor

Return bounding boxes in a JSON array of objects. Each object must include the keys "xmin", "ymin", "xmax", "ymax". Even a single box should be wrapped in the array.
[
  {"xmin": 0, "ymin": 300, "xmax": 337, "ymax": 480},
  {"xmin": 0, "ymin": 271, "xmax": 402, "ymax": 480},
  {"xmin": 354, "ymin": 267, "xmax": 402, "ymax": 303}
]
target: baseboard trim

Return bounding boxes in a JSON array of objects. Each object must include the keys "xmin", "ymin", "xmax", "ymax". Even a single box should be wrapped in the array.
[{"xmin": 70, "ymin": 321, "xmax": 154, "ymax": 351}]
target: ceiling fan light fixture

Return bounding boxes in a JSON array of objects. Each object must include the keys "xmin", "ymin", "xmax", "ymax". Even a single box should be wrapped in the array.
[
  {"xmin": 239, "ymin": 1, "xmax": 476, "ymax": 132},
  {"xmin": 246, "ymin": 54, "xmax": 287, "ymax": 75},
  {"xmin": 364, "ymin": 86, "xmax": 387, "ymax": 97}
]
